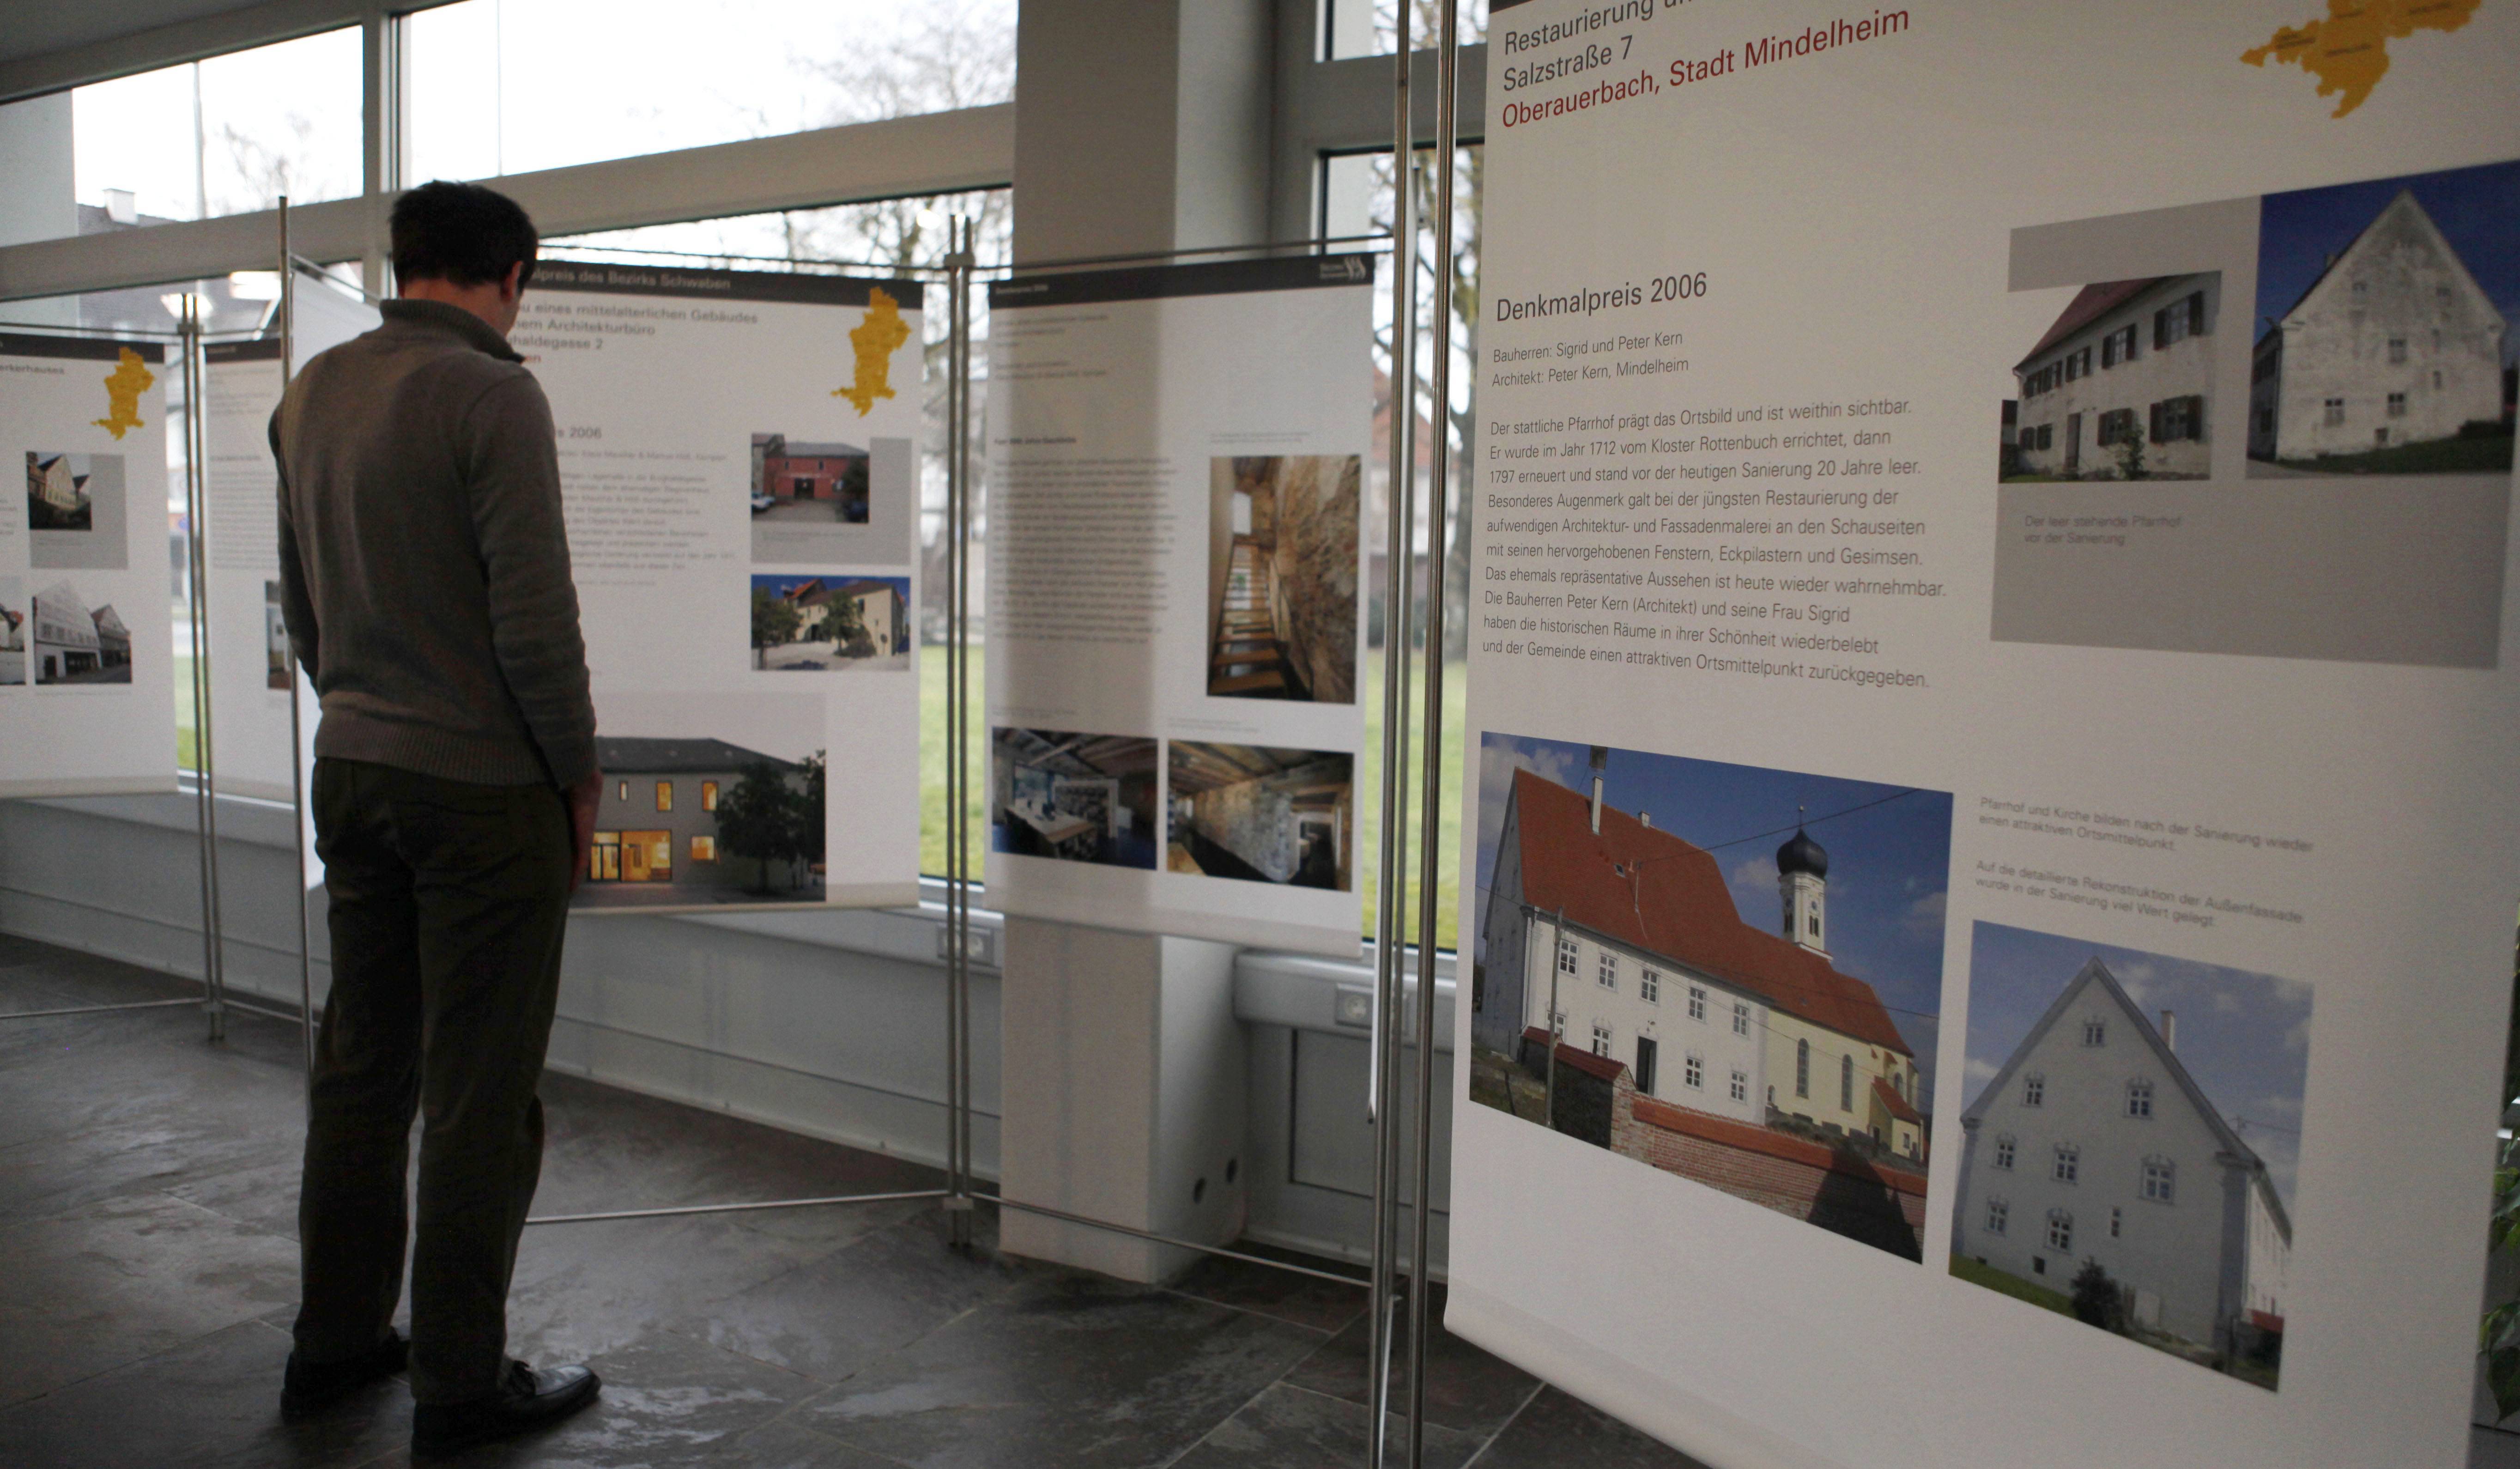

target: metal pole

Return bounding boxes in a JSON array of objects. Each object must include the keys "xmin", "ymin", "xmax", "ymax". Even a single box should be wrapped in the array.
[
  {"xmin": 279, "ymin": 199, "xmax": 318, "ymax": 1107},
  {"xmin": 1405, "ymin": 8, "xmax": 1462, "ymax": 1464},
  {"xmin": 179, "ymin": 297, "xmax": 227, "ymax": 1043},
  {"xmin": 943, "ymin": 216, "xmax": 978, "ymax": 1250},
  {"xmin": 1368, "ymin": 13, "xmax": 1419, "ymax": 1465},
  {"xmin": 953, "ymin": 215, "xmax": 977, "ymax": 1235}
]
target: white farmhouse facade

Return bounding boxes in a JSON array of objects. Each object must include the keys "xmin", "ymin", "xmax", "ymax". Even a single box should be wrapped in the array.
[
  {"xmin": 1476, "ymin": 765, "xmax": 1924, "ymax": 1160},
  {"xmin": 31, "ymin": 581, "xmax": 100, "ymax": 682},
  {"xmin": 2249, "ymin": 188, "xmax": 2507, "ymax": 463},
  {"xmin": 1953, "ymin": 956, "xmax": 2292, "ymax": 1355},
  {"xmin": 2011, "ymin": 274, "xmax": 2219, "ymax": 480}
]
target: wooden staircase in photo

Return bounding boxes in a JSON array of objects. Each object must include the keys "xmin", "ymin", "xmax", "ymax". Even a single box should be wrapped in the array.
[{"xmin": 1211, "ymin": 536, "xmax": 1286, "ymax": 697}]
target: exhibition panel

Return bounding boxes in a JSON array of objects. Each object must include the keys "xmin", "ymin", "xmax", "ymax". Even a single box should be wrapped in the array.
[
  {"xmin": 1446, "ymin": 3, "xmax": 2519, "ymax": 1467},
  {"xmin": 983, "ymin": 254, "xmax": 1376, "ymax": 957},
  {"xmin": 519, "ymin": 259, "xmax": 927, "ymax": 912},
  {"xmin": 0, "ymin": 329, "xmax": 176, "ymax": 797}
]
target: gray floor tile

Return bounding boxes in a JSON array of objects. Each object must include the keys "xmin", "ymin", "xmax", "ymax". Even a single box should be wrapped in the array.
[
  {"xmin": 794, "ymin": 1273, "xmax": 1326, "ymax": 1469},
  {"xmin": 0, "ymin": 1191, "xmax": 300, "ymax": 1408},
  {"xmin": 1168, "ymin": 1382, "xmax": 1480, "ymax": 1469},
  {"xmin": 710, "ymin": 1417, "xmax": 913, "ymax": 1468},
  {"xmin": 1163, "ymin": 1248, "xmax": 1369, "ymax": 1336},
  {"xmin": 1278, "ymin": 1284, "xmax": 1540, "ymax": 1441},
  {"xmin": 1474, "ymin": 1386, "xmax": 1712, "ymax": 1468}
]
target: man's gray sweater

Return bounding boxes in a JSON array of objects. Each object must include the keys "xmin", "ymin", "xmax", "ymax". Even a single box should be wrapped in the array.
[{"xmin": 273, "ymin": 298, "xmax": 597, "ymax": 789}]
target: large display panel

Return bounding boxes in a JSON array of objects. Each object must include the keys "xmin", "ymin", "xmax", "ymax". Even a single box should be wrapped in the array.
[
  {"xmin": 516, "ymin": 261, "xmax": 924, "ymax": 911},
  {"xmin": 1450, "ymin": 4, "xmax": 2518, "ymax": 1466},
  {"xmin": 984, "ymin": 255, "xmax": 1374, "ymax": 955},
  {"xmin": 0, "ymin": 333, "xmax": 176, "ymax": 797}
]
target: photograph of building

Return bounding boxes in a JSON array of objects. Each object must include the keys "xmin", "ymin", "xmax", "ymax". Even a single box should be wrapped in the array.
[
  {"xmin": 31, "ymin": 582, "xmax": 130, "ymax": 685},
  {"xmin": 1205, "ymin": 455, "xmax": 1359, "ymax": 702},
  {"xmin": 263, "ymin": 580, "xmax": 289, "ymax": 689},
  {"xmin": 1470, "ymin": 736, "xmax": 1953, "ymax": 1260},
  {"xmin": 751, "ymin": 432, "xmax": 871, "ymax": 523},
  {"xmin": 0, "ymin": 580, "xmax": 25, "ymax": 686},
  {"xmin": 2002, "ymin": 274, "xmax": 2220, "ymax": 481},
  {"xmin": 992, "ymin": 728, "xmax": 1159, "ymax": 869},
  {"xmin": 750, "ymin": 573, "xmax": 910, "ymax": 672},
  {"xmin": 2247, "ymin": 159, "xmax": 2516, "ymax": 475},
  {"xmin": 25, "ymin": 451, "xmax": 95, "ymax": 530},
  {"xmin": 576, "ymin": 734, "xmax": 824, "ymax": 909},
  {"xmin": 1950, "ymin": 923, "xmax": 2310, "ymax": 1390},
  {"xmin": 1166, "ymin": 742, "xmax": 1353, "ymax": 890}
]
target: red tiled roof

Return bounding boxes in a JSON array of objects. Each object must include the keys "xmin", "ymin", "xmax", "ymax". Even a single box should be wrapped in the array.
[
  {"xmin": 1872, "ymin": 1075, "xmax": 1921, "ymax": 1125},
  {"xmin": 1508, "ymin": 769, "xmax": 1912, "ymax": 1056},
  {"xmin": 1629, "ymin": 1093, "xmax": 1927, "ymax": 1198},
  {"xmin": 2014, "ymin": 277, "xmax": 2169, "ymax": 371},
  {"xmin": 1520, "ymin": 1027, "xmax": 1627, "ymax": 1083}
]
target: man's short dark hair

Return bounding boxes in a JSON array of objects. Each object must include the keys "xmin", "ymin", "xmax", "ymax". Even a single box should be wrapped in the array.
[{"xmin": 391, "ymin": 181, "xmax": 540, "ymax": 290}]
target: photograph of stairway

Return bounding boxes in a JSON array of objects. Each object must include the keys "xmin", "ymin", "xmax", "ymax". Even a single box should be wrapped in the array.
[{"xmin": 1205, "ymin": 455, "xmax": 1360, "ymax": 703}]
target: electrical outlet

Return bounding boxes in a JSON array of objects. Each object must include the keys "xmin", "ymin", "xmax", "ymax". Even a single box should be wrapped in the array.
[
  {"xmin": 935, "ymin": 924, "xmax": 999, "ymax": 967},
  {"xmin": 1334, "ymin": 987, "xmax": 1373, "ymax": 1029}
]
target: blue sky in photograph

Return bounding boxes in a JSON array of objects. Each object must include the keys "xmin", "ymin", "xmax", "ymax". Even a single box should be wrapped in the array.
[
  {"xmin": 2254, "ymin": 157, "xmax": 2520, "ymax": 362},
  {"xmin": 1963, "ymin": 921, "xmax": 2311, "ymax": 1209},
  {"xmin": 750, "ymin": 572, "xmax": 909, "ymax": 600},
  {"xmin": 1476, "ymin": 733, "xmax": 1955, "ymax": 1093}
]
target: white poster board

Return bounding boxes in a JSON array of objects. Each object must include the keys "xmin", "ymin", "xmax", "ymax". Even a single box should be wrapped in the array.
[
  {"xmin": 0, "ymin": 332, "xmax": 176, "ymax": 797},
  {"xmin": 516, "ymin": 261, "xmax": 924, "ymax": 912},
  {"xmin": 1450, "ymin": 3, "xmax": 2519, "ymax": 1466},
  {"xmin": 984, "ymin": 255, "xmax": 1374, "ymax": 956}
]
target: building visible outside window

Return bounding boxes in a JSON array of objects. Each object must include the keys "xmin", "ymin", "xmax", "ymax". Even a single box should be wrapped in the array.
[
  {"xmin": 2054, "ymin": 1143, "xmax": 2079, "ymax": 1183},
  {"xmin": 1557, "ymin": 933, "xmax": 1578, "ymax": 977},
  {"xmin": 1597, "ymin": 952, "xmax": 1617, "ymax": 990},
  {"xmin": 2082, "ymin": 1017, "xmax": 2106, "ymax": 1046},
  {"xmin": 1685, "ymin": 1053, "xmax": 1704, "ymax": 1090},
  {"xmin": 2023, "ymin": 1072, "xmax": 2045, "ymax": 1106},
  {"xmin": 2048, "ymin": 1209, "xmax": 2074, "ymax": 1251},
  {"xmin": 1687, "ymin": 984, "xmax": 1706, "ymax": 1021},
  {"xmin": 654, "ymin": 780, "xmax": 673, "ymax": 812},
  {"xmin": 702, "ymin": 779, "xmax": 719, "ymax": 811},
  {"xmin": 2389, "ymin": 336, "xmax": 2408, "ymax": 363},
  {"xmin": 1639, "ymin": 968, "xmax": 1660, "ymax": 1003},
  {"xmin": 1591, "ymin": 1022, "xmax": 1611, "ymax": 1057},
  {"xmin": 2110, "ymin": 1206, "xmax": 2123, "ymax": 1238},
  {"xmin": 690, "ymin": 835, "xmax": 716, "ymax": 862},
  {"xmin": 2142, "ymin": 1156, "xmax": 2176, "ymax": 1202},
  {"xmin": 1732, "ymin": 1002, "xmax": 1750, "ymax": 1036},
  {"xmin": 1993, "ymin": 1134, "xmax": 2016, "ymax": 1170},
  {"xmin": 2324, "ymin": 396, "xmax": 2346, "ymax": 426},
  {"xmin": 1985, "ymin": 1198, "xmax": 2009, "ymax": 1236},
  {"xmin": 2126, "ymin": 1078, "xmax": 2154, "ymax": 1117},
  {"xmin": 2388, "ymin": 391, "xmax": 2408, "ymax": 418},
  {"xmin": 1839, "ymin": 1054, "xmax": 1854, "ymax": 1111},
  {"xmin": 1795, "ymin": 1039, "xmax": 1810, "ymax": 1098},
  {"xmin": 1730, "ymin": 1070, "xmax": 1748, "ymax": 1103}
]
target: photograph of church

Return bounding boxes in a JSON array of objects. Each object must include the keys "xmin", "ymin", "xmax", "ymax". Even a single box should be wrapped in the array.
[
  {"xmin": 1950, "ymin": 923, "xmax": 2310, "ymax": 1390},
  {"xmin": 1469, "ymin": 735, "xmax": 1953, "ymax": 1260},
  {"xmin": 1204, "ymin": 455, "xmax": 1360, "ymax": 703},
  {"xmin": 749, "ymin": 573, "xmax": 910, "ymax": 672},
  {"xmin": 2247, "ymin": 158, "xmax": 2516, "ymax": 476},
  {"xmin": 1165, "ymin": 742, "xmax": 1353, "ymax": 891},
  {"xmin": 2001, "ymin": 275, "xmax": 2220, "ymax": 481},
  {"xmin": 992, "ymin": 728, "xmax": 1159, "ymax": 869},
  {"xmin": 750, "ymin": 432, "xmax": 871, "ymax": 522}
]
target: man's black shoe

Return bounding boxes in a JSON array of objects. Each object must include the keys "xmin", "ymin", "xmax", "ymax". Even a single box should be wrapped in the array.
[
  {"xmin": 411, "ymin": 1360, "xmax": 600, "ymax": 1459},
  {"xmin": 280, "ymin": 1329, "xmax": 409, "ymax": 1420}
]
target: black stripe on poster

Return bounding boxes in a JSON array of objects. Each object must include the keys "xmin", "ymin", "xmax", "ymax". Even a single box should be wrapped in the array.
[{"xmin": 990, "ymin": 253, "xmax": 1376, "ymax": 310}]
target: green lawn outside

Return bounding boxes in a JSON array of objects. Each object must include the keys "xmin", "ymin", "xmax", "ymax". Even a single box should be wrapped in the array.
[
  {"xmin": 915, "ymin": 644, "xmax": 1469, "ymax": 950},
  {"xmin": 1949, "ymin": 1252, "xmax": 2073, "ymax": 1317},
  {"xmin": 175, "ymin": 651, "xmax": 199, "ymax": 772}
]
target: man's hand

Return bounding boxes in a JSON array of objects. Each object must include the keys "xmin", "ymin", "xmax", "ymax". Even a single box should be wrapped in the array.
[{"xmin": 565, "ymin": 771, "xmax": 602, "ymax": 892}]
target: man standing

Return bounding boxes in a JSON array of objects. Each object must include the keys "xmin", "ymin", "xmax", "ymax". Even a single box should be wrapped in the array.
[{"xmin": 273, "ymin": 181, "xmax": 603, "ymax": 1458}]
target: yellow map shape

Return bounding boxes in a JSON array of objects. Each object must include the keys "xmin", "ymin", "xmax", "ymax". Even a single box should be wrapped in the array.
[
  {"xmin": 2242, "ymin": 0, "xmax": 2480, "ymax": 118},
  {"xmin": 91, "ymin": 347, "xmax": 155, "ymax": 440},
  {"xmin": 833, "ymin": 286, "xmax": 912, "ymax": 416}
]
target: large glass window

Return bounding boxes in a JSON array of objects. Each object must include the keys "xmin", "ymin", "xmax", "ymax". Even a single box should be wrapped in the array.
[
  {"xmin": 1326, "ymin": 0, "xmax": 1489, "ymax": 59},
  {"xmin": 407, "ymin": 0, "xmax": 1015, "ymax": 182}
]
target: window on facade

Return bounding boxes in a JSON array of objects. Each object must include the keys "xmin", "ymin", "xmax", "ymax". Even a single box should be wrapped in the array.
[
  {"xmin": 1597, "ymin": 952, "xmax": 1617, "ymax": 990},
  {"xmin": 2018, "ymin": 428, "xmax": 2036, "ymax": 450},
  {"xmin": 654, "ymin": 781, "xmax": 673, "ymax": 811},
  {"xmin": 1806, "ymin": 911, "xmax": 1821, "ymax": 939},
  {"xmin": 1685, "ymin": 1053, "xmax": 1705, "ymax": 1090},
  {"xmin": 1840, "ymin": 1054, "xmax": 1854, "ymax": 1111},
  {"xmin": 1591, "ymin": 1023, "xmax": 1611, "ymax": 1057},
  {"xmin": 1687, "ymin": 985, "xmax": 1706, "ymax": 1021},
  {"xmin": 690, "ymin": 835, "xmax": 717, "ymax": 862},
  {"xmin": 2101, "ymin": 323, "xmax": 2138, "ymax": 367},
  {"xmin": 2387, "ymin": 391, "xmax": 2407, "ymax": 418},
  {"xmin": 2438, "ymin": 285, "xmax": 2453, "ymax": 306},
  {"xmin": 2048, "ymin": 1210, "xmax": 2074, "ymax": 1251},
  {"xmin": 617, "ymin": 780, "xmax": 629, "ymax": 802},
  {"xmin": 2110, "ymin": 1206, "xmax": 2123, "ymax": 1238},
  {"xmin": 2096, "ymin": 408, "xmax": 2138, "ymax": 446},
  {"xmin": 2035, "ymin": 423, "xmax": 2053, "ymax": 451},
  {"xmin": 1635, "ymin": 1036, "xmax": 1658, "ymax": 1095},
  {"xmin": 1730, "ymin": 1070, "xmax": 1748, "ymax": 1103},
  {"xmin": 2324, "ymin": 397, "xmax": 2347, "ymax": 425},
  {"xmin": 2127, "ymin": 1078, "xmax": 2154, "ymax": 1117},
  {"xmin": 2142, "ymin": 1156, "xmax": 2175, "ymax": 1202},
  {"xmin": 1795, "ymin": 1040, "xmax": 1811, "ymax": 1098},
  {"xmin": 2083, "ymin": 1017, "xmax": 2106, "ymax": 1046},
  {"xmin": 1986, "ymin": 1198, "xmax": 2010, "ymax": 1236},
  {"xmin": 2353, "ymin": 279, "xmax": 2369, "ymax": 299},
  {"xmin": 2023, "ymin": 1073, "xmax": 2044, "ymax": 1106},
  {"xmin": 1557, "ymin": 934, "xmax": 1578, "ymax": 976},
  {"xmin": 2435, "ymin": 369, "xmax": 2445, "ymax": 389},
  {"xmin": 1732, "ymin": 1002, "xmax": 1751, "ymax": 1037},
  {"xmin": 1639, "ymin": 969, "xmax": 1660, "ymax": 1003},
  {"xmin": 2054, "ymin": 1143, "xmax": 2080, "ymax": 1183},
  {"xmin": 2149, "ymin": 394, "xmax": 2205, "ymax": 443},
  {"xmin": 2388, "ymin": 336, "xmax": 2409, "ymax": 364},
  {"xmin": 702, "ymin": 780, "xmax": 720, "ymax": 811},
  {"xmin": 1993, "ymin": 1134, "xmax": 2016, "ymax": 1170}
]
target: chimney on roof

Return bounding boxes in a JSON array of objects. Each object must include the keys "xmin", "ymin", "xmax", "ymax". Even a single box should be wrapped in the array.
[
  {"xmin": 1638, "ymin": 812, "xmax": 1650, "ymax": 829},
  {"xmin": 1587, "ymin": 746, "xmax": 1607, "ymax": 835},
  {"xmin": 2159, "ymin": 1009, "xmax": 2176, "ymax": 1052},
  {"xmin": 104, "ymin": 188, "xmax": 137, "ymax": 226}
]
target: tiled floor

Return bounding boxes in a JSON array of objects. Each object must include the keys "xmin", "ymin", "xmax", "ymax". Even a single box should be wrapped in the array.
[{"xmin": 0, "ymin": 932, "xmax": 1702, "ymax": 1469}]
